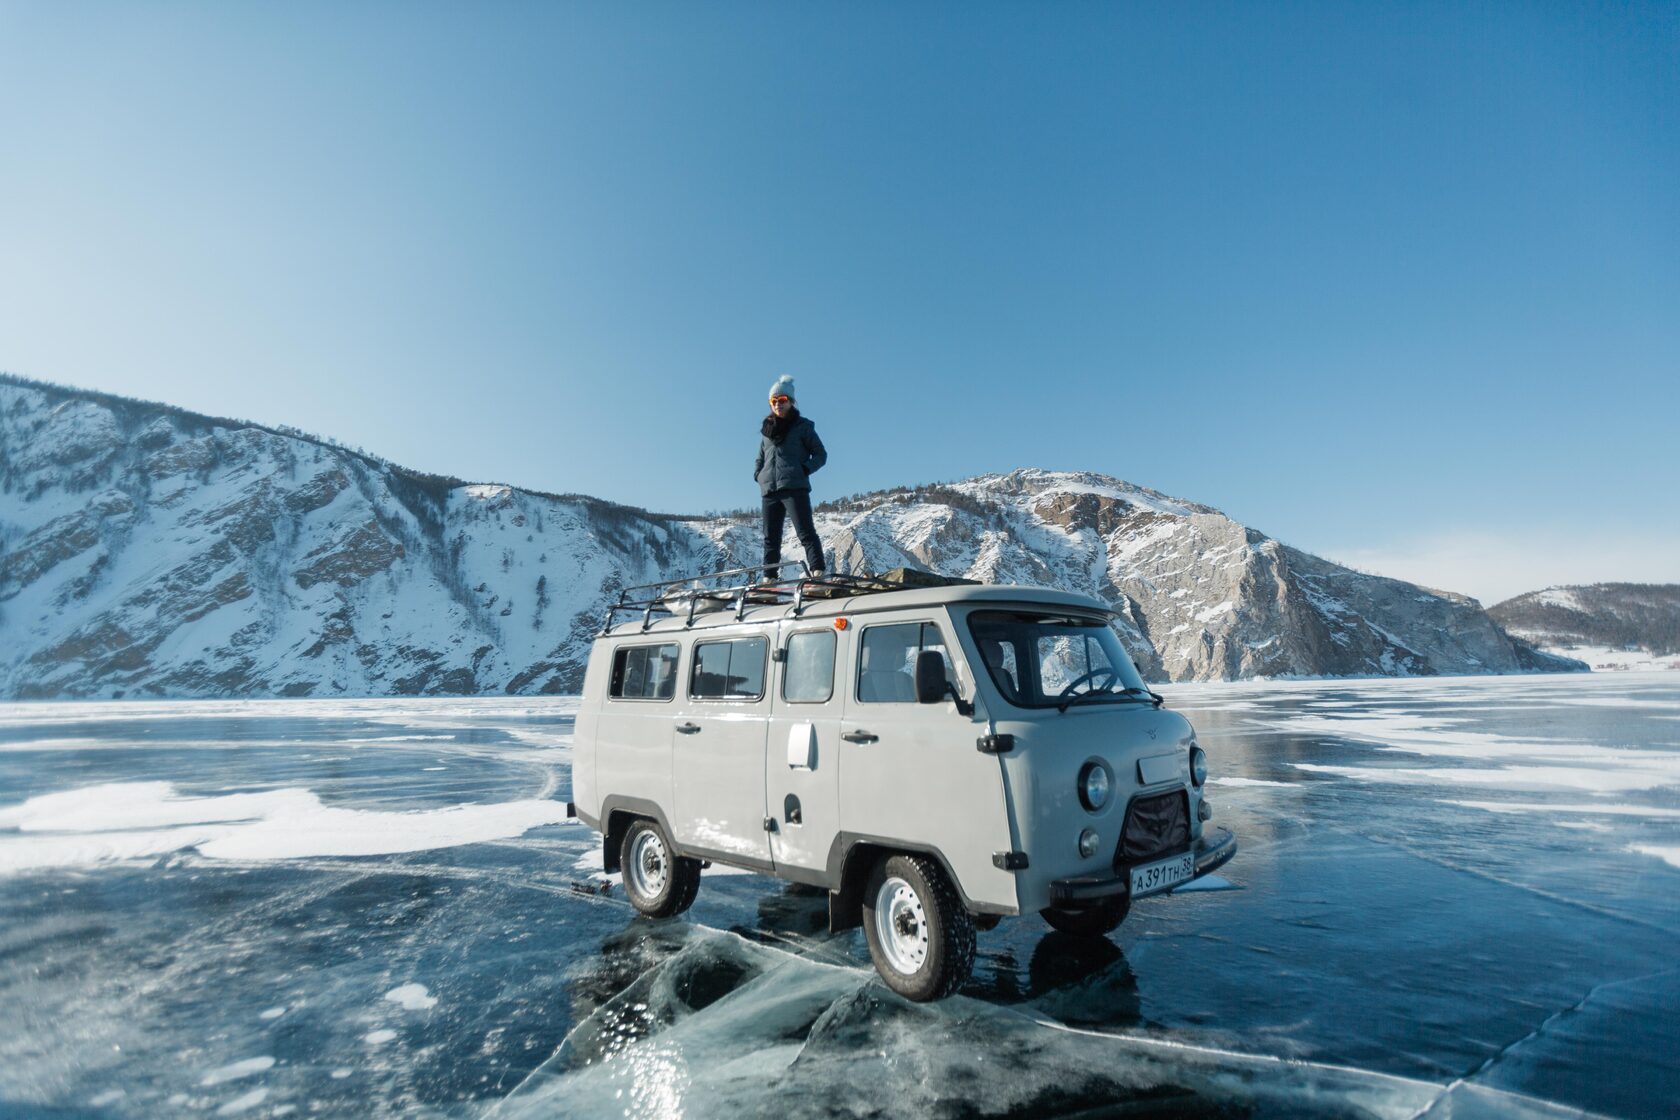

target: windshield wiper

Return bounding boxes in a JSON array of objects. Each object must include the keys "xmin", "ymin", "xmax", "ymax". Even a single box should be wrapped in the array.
[
  {"xmin": 1058, "ymin": 686, "xmax": 1157, "ymax": 713},
  {"xmin": 1115, "ymin": 686, "xmax": 1165, "ymax": 708},
  {"xmin": 1058, "ymin": 685, "xmax": 1118, "ymax": 712}
]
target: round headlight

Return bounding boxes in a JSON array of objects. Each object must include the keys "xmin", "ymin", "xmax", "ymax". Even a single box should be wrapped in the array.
[
  {"xmin": 1079, "ymin": 762, "xmax": 1111, "ymax": 812},
  {"xmin": 1078, "ymin": 828, "xmax": 1101, "ymax": 859},
  {"xmin": 1190, "ymin": 745, "xmax": 1208, "ymax": 787}
]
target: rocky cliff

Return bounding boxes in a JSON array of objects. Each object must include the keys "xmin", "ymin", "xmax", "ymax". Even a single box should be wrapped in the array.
[{"xmin": 0, "ymin": 374, "xmax": 1582, "ymax": 698}]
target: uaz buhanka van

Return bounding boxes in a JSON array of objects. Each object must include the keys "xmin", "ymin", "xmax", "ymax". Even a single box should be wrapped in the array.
[{"xmin": 569, "ymin": 565, "xmax": 1236, "ymax": 1000}]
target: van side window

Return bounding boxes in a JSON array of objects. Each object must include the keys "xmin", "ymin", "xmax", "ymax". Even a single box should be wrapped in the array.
[
  {"xmin": 609, "ymin": 643, "xmax": 680, "ymax": 700},
  {"xmin": 858, "ymin": 622, "xmax": 952, "ymax": 703},
  {"xmin": 691, "ymin": 637, "xmax": 768, "ymax": 700},
  {"xmin": 783, "ymin": 630, "xmax": 836, "ymax": 703}
]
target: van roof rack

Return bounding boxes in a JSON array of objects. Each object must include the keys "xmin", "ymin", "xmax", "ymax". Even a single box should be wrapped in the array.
[{"xmin": 597, "ymin": 563, "xmax": 979, "ymax": 634}]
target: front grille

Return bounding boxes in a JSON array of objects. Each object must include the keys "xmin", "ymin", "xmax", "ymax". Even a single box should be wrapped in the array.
[{"xmin": 1116, "ymin": 790, "xmax": 1190, "ymax": 865}]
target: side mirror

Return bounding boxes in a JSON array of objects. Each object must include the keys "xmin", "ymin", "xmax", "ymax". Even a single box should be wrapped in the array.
[{"xmin": 914, "ymin": 650, "xmax": 949, "ymax": 704}]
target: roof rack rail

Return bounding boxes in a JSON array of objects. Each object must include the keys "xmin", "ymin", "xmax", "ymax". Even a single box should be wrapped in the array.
[{"xmin": 596, "ymin": 564, "xmax": 974, "ymax": 635}]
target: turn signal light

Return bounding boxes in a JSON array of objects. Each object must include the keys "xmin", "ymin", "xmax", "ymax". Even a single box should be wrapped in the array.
[{"xmin": 834, "ymin": 618, "xmax": 849, "ymax": 630}]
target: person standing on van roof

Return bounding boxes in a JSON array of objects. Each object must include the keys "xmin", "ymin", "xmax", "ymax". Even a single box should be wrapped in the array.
[{"xmin": 755, "ymin": 375, "xmax": 828, "ymax": 580}]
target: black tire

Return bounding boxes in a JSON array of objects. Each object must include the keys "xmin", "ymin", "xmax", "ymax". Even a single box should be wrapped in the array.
[
  {"xmin": 619, "ymin": 818, "xmax": 701, "ymax": 918},
  {"xmin": 1040, "ymin": 894, "xmax": 1129, "ymax": 937},
  {"xmin": 860, "ymin": 853, "xmax": 976, "ymax": 1001}
]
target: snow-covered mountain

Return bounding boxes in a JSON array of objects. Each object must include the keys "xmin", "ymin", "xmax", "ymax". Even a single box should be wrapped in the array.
[
  {"xmin": 0, "ymin": 374, "xmax": 1581, "ymax": 698},
  {"xmin": 1489, "ymin": 584, "xmax": 1680, "ymax": 672}
]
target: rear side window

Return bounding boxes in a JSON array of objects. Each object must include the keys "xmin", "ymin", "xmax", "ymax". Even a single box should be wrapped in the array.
[
  {"xmin": 858, "ymin": 621, "xmax": 953, "ymax": 703},
  {"xmin": 609, "ymin": 643, "xmax": 680, "ymax": 700},
  {"xmin": 783, "ymin": 630, "xmax": 836, "ymax": 703},
  {"xmin": 691, "ymin": 637, "xmax": 768, "ymax": 700}
]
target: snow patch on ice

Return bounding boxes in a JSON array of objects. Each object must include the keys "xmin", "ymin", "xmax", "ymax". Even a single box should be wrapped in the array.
[
  {"xmin": 1629, "ymin": 844, "xmax": 1680, "ymax": 869},
  {"xmin": 341, "ymin": 735, "xmax": 459, "ymax": 744},
  {"xmin": 201, "ymin": 1056, "xmax": 275, "ymax": 1086},
  {"xmin": 1296, "ymin": 762, "xmax": 1677, "ymax": 793},
  {"xmin": 217, "ymin": 1088, "xmax": 269, "ymax": 1115},
  {"xmin": 384, "ymin": 983, "xmax": 437, "ymax": 1011},
  {"xmin": 1270, "ymin": 709, "xmax": 1680, "ymax": 795},
  {"xmin": 0, "ymin": 696, "xmax": 581, "ymax": 731},
  {"xmin": 1546, "ymin": 694, "xmax": 1680, "ymax": 709},
  {"xmin": 0, "ymin": 782, "xmax": 576, "ymax": 872},
  {"xmin": 1446, "ymin": 800, "xmax": 1680, "ymax": 819}
]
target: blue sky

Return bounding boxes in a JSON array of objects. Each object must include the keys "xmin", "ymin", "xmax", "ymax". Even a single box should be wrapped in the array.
[{"xmin": 2, "ymin": 2, "xmax": 1675, "ymax": 604}]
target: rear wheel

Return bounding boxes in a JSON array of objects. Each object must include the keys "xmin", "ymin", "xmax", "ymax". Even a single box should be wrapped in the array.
[
  {"xmin": 619, "ymin": 818, "xmax": 701, "ymax": 918},
  {"xmin": 1040, "ymin": 895, "xmax": 1129, "ymax": 937},
  {"xmin": 860, "ymin": 854, "xmax": 975, "ymax": 1001}
]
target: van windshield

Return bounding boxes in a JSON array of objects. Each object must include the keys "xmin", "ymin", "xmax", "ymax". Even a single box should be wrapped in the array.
[{"xmin": 967, "ymin": 610, "xmax": 1150, "ymax": 709}]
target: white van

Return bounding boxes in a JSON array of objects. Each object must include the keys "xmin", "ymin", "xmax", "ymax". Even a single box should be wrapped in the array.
[{"xmin": 569, "ymin": 566, "xmax": 1235, "ymax": 1001}]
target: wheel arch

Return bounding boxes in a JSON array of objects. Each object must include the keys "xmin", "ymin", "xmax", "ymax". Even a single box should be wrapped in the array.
[
  {"xmin": 826, "ymin": 835, "xmax": 1013, "ymax": 933},
  {"xmin": 600, "ymin": 795, "xmax": 678, "ymax": 874}
]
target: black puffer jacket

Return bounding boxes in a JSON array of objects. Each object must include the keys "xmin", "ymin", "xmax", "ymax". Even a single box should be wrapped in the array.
[{"xmin": 754, "ymin": 410, "xmax": 828, "ymax": 496}]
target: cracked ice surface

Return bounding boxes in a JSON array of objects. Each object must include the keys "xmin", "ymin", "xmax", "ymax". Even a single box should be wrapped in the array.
[{"xmin": 0, "ymin": 675, "xmax": 1676, "ymax": 1118}]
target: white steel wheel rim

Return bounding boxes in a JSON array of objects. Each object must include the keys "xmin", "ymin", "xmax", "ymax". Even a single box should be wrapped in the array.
[
  {"xmin": 873, "ymin": 875, "xmax": 929, "ymax": 976},
  {"xmin": 628, "ymin": 830, "xmax": 669, "ymax": 899}
]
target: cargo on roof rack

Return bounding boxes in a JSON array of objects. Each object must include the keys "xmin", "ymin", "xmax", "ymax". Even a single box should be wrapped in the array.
[
  {"xmin": 596, "ymin": 562, "xmax": 977, "ymax": 634},
  {"xmin": 875, "ymin": 566, "xmax": 980, "ymax": 590}
]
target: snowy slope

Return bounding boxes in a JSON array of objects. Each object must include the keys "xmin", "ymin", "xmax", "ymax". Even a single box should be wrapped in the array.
[
  {"xmin": 1490, "ymin": 583, "xmax": 1680, "ymax": 671},
  {"xmin": 0, "ymin": 375, "xmax": 1581, "ymax": 698},
  {"xmin": 0, "ymin": 378, "xmax": 723, "ymax": 698}
]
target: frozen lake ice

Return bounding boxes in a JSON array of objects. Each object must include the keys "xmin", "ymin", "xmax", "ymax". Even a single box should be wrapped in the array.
[{"xmin": 1, "ymin": 673, "xmax": 1676, "ymax": 1118}]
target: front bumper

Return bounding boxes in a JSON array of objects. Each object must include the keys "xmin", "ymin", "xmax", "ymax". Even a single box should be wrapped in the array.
[{"xmin": 1048, "ymin": 826, "xmax": 1237, "ymax": 906}]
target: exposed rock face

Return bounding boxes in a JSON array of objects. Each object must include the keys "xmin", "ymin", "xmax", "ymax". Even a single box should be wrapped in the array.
[
  {"xmin": 0, "ymin": 375, "xmax": 1582, "ymax": 698},
  {"xmin": 795, "ymin": 473, "xmax": 1582, "ymax": 682}
]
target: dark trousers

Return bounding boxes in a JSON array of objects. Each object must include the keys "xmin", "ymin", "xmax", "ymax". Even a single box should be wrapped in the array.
[{"xmin": 762, "ymin": 488, "xmax": 825, "ymax": 576}]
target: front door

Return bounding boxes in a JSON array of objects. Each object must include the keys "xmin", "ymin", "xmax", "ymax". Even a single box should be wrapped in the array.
[
  {"xmin": 838, "ymin": 616, "xmax": 1017, "ymax": 911},
  {"xmin": 672, "ymin": 633, "xmax": 772, "ymax": 866},
  {"xmin": 766, "ymin": 621, "xmax": 848, "ymax": 875}
]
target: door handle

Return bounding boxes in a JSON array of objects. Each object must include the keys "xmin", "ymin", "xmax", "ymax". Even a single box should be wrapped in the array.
[
  {"xmin": 675, "ymin": 722, "xmax": 702, "ymax": 734},
  {"xmin": 841, "ymin": 730, "xmax": 878, "ymax": 744}
]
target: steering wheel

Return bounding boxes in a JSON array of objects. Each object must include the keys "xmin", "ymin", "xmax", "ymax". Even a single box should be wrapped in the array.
[{"xmin": 1055, "ymin": 666, "xmax": 1120, "ymax": 702}]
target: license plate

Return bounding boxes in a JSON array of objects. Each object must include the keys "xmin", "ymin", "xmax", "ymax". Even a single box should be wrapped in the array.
[{"xmin": 1130, "ymin": 851, "xmax": 1194, "ymax": 898}]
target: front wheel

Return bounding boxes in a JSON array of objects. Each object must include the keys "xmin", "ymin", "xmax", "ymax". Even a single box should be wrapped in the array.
[
  {"xmin": 619, "ymin": 818, "xmax": 701, "ymax": 918},
  {"xmin": 1040, "ymin": 895, "xmax": 1129, "ymax": 937},
  {"xmin": 861, "ymin": 854, "xmax": 976, "ymax": 1001}
]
